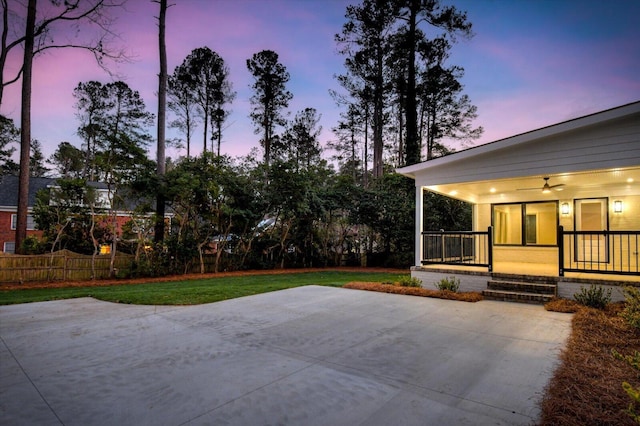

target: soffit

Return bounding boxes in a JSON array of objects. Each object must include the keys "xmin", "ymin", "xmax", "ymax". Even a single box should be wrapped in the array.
[{"xmin": 425, "ymin": 166, "xmax": 640, "ymax": 204}]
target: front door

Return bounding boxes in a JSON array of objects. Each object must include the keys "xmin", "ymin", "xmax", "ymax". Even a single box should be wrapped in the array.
[{"xmin": 574, "ymin": 198, "xmax": 609, "ymax": 263}]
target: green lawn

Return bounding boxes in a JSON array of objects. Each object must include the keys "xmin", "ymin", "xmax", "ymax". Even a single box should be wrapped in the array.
[{"xmin": 0, "ymin": 271, "xmax": 406, "ymax": 306}]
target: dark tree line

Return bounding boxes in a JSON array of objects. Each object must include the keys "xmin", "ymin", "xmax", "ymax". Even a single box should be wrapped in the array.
[
  {"xmin": 334, "ymin": 0, "xmax": 482, "ymax": 177},
  {"xmin": 2, "ymin": 0, "xmax": 477, "ymax": 273}
]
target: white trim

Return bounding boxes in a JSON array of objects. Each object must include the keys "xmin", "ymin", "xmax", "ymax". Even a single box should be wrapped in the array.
[{"xmin": 415, "ymin": 186, "xmax": 424, "ymax": 267}]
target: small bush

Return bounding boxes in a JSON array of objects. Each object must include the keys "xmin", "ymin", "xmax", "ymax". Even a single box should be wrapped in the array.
[
  {"xmin": 434, "ymin": 276, "xmax": 460, "ymax": 293},
  {"xmin": 612, "ymin": 349, "xmax": 640, "ymax": 424},
  {"xmin": 398, "ymin": 276, "xmax": 422, "ymax": 287},
  {"xmin": 574, "ymin": 284, "xmax": 612, "ymax": 309},
  {"xmin": 620, "ymin": 286, "xmax": 640, "ymax": 330}
]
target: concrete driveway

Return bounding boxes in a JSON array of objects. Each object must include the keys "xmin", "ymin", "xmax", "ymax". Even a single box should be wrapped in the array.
[{"xmin": 0, "ymin": 286, "xmax": 571, "ymax": 425}]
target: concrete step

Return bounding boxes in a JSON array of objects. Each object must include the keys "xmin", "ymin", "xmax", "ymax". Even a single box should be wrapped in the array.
[
  {"xmin": 487, "ymin": 280, "xmax": 557, "ymax": 295},
  {"xmin": 482, "ymin": 289, "xmax": 555, "ymax": 304}
]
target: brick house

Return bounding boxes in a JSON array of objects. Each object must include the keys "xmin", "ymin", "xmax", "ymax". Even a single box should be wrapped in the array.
[{"xmin": 0, "ymin": 175, "xmax": 136, "ymax": 253}]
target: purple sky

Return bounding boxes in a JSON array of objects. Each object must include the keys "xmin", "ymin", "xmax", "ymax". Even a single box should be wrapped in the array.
[{"xmin": 2, "ymin": 0, "xmax": 639, "ymax": 165}]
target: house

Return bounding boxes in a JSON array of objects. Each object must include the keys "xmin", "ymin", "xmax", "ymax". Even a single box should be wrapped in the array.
[
  {"xmin": 0, "ymin": 176, "xmax": 50, "ymax": 253},
  {"xmin": 0, "ymin": 175, "xmax": 131, "ymax": 254},
  {"xmin": 397, "ymin": 101, "xmax": 640, "ymax": 303}
]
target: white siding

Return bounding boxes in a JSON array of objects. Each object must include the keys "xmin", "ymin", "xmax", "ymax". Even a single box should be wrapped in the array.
[{"xmin": 409, "ymin": 111, "xmax": 640, "ymax": 186}]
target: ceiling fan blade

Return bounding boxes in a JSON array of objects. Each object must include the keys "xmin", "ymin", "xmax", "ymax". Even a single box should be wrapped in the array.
[{"xmin": 516, "ymin": 177, "xmax": 565, "ymax": 192}]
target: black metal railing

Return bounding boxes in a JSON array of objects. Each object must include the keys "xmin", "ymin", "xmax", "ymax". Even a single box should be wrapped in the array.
[
  {"xmin": 421, "ymin": 227, "xmax": 492, "ymax": 269},
  {"xmin": 559, "ymin": 227, "xmax": 640, "ymax": 276}
]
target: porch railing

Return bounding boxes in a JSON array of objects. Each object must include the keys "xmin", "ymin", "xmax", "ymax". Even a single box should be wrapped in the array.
[
  {"xmin": 559, "ymin": 227, "xmax": 640, "ymax": 276},
  {"xmin": 421, "ymin": 228, "xmax": 491, "ymax": 269}
]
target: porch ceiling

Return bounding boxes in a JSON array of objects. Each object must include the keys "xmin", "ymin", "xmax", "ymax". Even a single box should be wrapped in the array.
[{"xmin": 424, "ymin": 166, "xmax": 640, "ymax": 204}]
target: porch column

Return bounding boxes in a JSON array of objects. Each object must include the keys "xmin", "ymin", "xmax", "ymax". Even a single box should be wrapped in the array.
[{"xmin": 415, "ymin": 185, "xmax": 424, "ymax": 267}]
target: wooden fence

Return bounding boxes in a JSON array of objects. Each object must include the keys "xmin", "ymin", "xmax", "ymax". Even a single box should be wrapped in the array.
[{"xmin": 0, "ymin": 250, "xmax": 134, "ymax": 284}]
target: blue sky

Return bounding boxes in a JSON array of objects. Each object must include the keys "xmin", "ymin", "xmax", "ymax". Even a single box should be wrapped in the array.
[{"xmin": 1, "ymin": 0, "xmax": 639, "ymax": 163}]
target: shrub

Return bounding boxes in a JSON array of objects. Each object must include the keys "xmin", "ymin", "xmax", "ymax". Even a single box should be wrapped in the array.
[
  {"xmin": 398, "ymin": 276, "xmax": 422, "ymax": 287},
  {"xmin": 434, "ymin": 276, "xmax": 460, "ymax": 293},
  {"xmin": 573, "ymin": 284, "xmax": 612, "ymax": 309},
  {"xmin": 620, "ymin": 286, "xmax": 640, "ymax": 330},
  {"xmin": 612, "ymin": 349, "xmax": 640, "ymax": 424}
]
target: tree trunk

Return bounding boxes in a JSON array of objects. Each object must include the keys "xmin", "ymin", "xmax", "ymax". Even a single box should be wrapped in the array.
[
  {"xmin": 404, "ymin": 0, "xmax": 420, "ymax": 166},
  {"xmin": 155, "ymin": 0, "xmax": 167, "ymax": 243},
  {"xmin": 15, "ymin": 0, "xmax": 36, "ymax": 254}
]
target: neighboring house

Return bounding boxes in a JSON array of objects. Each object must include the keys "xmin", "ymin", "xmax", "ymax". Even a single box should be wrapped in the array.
[
  {"xmin": 0, "ymin": 175, "xmax": 132, "ymax": 254},
  {"xmin": 0, "ymin": 176, "xmax": 50, "ymax": 253},
  {"xmin": 397, "ymin": 101, "xmax": 640, "ymax": 302}
]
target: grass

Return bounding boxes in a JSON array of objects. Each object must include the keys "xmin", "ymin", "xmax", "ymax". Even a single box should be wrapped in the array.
[{"xmin": 0, "ymin": 271, "xmax": 406, "ymax": 306}]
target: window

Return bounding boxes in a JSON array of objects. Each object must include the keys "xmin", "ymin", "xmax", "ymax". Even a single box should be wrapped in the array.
[
  {"xmin": 10, "ymin": 214, "xmax": 36, "ymax": 230},
  {"xmin": 3, "ymin": 242, "xmax": 15, "ymax": 254},
  {"xmin": 493, "ymin": 202, "xmax": 558, "ymax": 246}
]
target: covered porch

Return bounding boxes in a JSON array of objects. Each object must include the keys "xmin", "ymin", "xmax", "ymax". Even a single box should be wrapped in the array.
[{"xmin": 398, "ymin": 102, "xmax": 640, "ymax": 301}]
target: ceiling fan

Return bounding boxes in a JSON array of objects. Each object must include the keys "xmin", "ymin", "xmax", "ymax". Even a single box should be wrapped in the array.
[{"xmin": 517, "ymin": 177, "xmax": 565, "ymax": 193}]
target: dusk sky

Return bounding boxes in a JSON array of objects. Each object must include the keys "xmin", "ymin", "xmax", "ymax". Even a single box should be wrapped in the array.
[{"xmin": 2, "ymin": 0, "xmax": 639, "ymax": 165}]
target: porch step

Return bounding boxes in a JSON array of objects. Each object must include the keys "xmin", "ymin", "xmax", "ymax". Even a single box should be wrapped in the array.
[
  {"xmin": 482, "ymin": 289, "xmax": 556, "ymax": 304},
  {"xmin": 483, "ymin": 277, "xmax": 557, "ymax": 304}
]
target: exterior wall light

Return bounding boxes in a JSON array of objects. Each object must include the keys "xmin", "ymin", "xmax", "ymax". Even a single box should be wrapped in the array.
[
  {"xmin": 561, "ymin": 202, "xmax": 570, "ymax": 215},
  {"xmin": 614, "ymin": 200, "xmax": 623, "ymax": 213}
]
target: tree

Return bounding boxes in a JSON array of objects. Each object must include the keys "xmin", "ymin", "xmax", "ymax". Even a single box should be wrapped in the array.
[
  {"xmin": 15, "ymin": 0, "xmax": 36, "ymax": 254},
  {"xmin": 0, "ymin": 0, "xmax": 126, "ymax": 105},
  {"xmin": 0, "ymin": 114, "xmax": 18, "ymax": 176},
  {"xmin": 4, "ymin": 0, "xmax": 127, "ymax": 253},
  {"xmin": 336, "ymin": 0, "xmax": 396, "ymax": 179},
  {"xmin": 167, "ymin": 62, "xmax": 198, "ymax": 158},
  {"xmin": 154, "ymin": 0, "xmax": 168, "ymax": 244},
  {"xmin": 246, "ymin": 50, "xmax": 292, "ymax": 165},
  {"xmin": 29, "ymin": 138, "xmax": 48, "ymax": 177},
  {"xmin": 335, "ymin": 0, "xmax": 480, "ymax": 172},
  {"xmin": 177, "ymin": 47, "xmax": 235, "ymax": 154},
  {"xmin": 74, "ymin": 80, "xmax": 154, "ymax": 275},
  {"xmin": 49, "ymin": 141, "xmax": 84, "ymax": 178},
  {"xmin": 329, "ymin": 103, "xmax": 367, "ymax": 184},
  {"xmin": 164, "ymin": 153, "xmax": 242, "ymax": 273},
  {"xmin": 32, "ymin": 178, "xmax": 109, "ymax": 255},
  {"xmin": 357, "ymin": 173, "xmax": 415, "ymax": 265},
  {"xmin": 393, "ymin": 0, "xmax": 472, "ymax": 166},
  {"xmin": 419, "ymin": 63, "xmax": 482, "ymax": 159},
  {"xmin": 275, "ymin": 108, "xmax": 322, "ymax": 170},
  {"xmin": 74, "ymin": 80, "xmax": 108, "ymax": 180}
]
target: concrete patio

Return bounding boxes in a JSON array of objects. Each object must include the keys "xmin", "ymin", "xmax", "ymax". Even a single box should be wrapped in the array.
[{"xmin": 0, "ymin": 286, "xmax": 572, "ymax": 425}]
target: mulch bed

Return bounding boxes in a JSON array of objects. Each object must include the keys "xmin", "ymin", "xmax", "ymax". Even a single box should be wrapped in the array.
[
  {"xmin": 539, "ymin": 302, "xmax": 640, "ymax": 425},
  {"xmin": 0, "ymin": 267, "xmax": 408, "ymax": 291},
  {"xmin": 343, "ymin": 282, "xmax": 483, "ymax": 302}
]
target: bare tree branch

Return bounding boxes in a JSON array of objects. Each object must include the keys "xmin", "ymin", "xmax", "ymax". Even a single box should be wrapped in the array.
[{"xmin": 1, "ymin": 0, "xmax": 130, "ymax": 105}]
